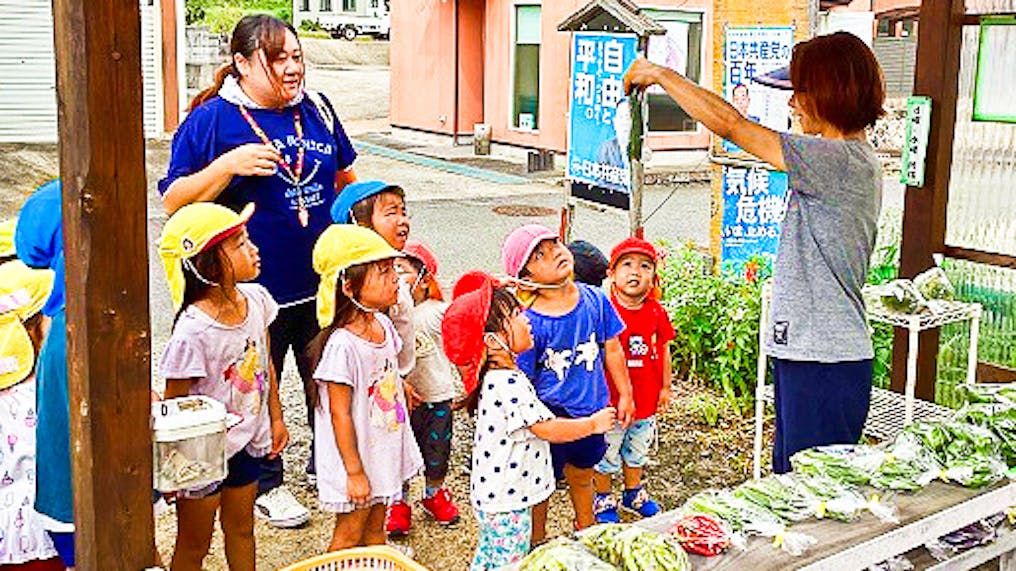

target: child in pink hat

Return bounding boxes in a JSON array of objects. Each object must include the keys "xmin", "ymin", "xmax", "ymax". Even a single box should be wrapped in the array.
[
  {"xmin": 442, "ymin": 272, "xmax": 614, "ymax": 570},
  {"xmin": 500, "ymin": 224, "xmax": 634, "ymax": 539}
]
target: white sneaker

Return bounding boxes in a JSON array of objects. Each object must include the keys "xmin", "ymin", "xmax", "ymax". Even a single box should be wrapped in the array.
[{"xmin": 255, "ymin": 487, "xmax": 310, "ymax": 528}]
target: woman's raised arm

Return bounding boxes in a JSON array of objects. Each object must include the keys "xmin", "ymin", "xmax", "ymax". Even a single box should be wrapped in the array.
[{"xmin": 623, "ymin": 58, "xmax": 786, "ymax": 172}]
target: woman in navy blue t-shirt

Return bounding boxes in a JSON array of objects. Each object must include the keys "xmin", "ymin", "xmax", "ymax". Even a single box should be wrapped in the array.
[{"xmin": 159, "ymin": 14, "xmax": 357, "ymax": 528}]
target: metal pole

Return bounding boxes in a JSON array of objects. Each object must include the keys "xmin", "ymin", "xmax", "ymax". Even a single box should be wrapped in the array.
[{"xmin": 452, "ymin": 0, "xmax": 460, "ymax": 146}]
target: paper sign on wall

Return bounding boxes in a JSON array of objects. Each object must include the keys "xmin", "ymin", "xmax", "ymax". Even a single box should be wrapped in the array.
[{"xmin": 901, "ymin": 95, "xmax": 932, "ymax": 187}]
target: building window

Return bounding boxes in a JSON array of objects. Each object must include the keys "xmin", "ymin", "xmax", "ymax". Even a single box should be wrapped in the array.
[
  {"xmin": 343, "ymin": 0, "xmax": 356, "ymax": 12},
  {"xmin": 300, "ymin": 0, "xmax": 310, "ymax": 11},
  {"xmin": 876, "ymin": 18, "xmax": 891, "ymax": 37},
  {"xmin": 643, "ymin": 10, "xmax": 704, "ymax": 132},
  {"xmin": 320, "ymin": 0, "xmax": 331, "ymax": 11},
  {"xmin": 512, "ymin": 5, "xmax": 541, "ymax": 130}
]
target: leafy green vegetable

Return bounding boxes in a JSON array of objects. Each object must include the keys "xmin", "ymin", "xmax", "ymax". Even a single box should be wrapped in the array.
[
  {"xmin": 790, "ymin": 445, "xmax": 883, "ymax": 486},
  {"xmin": 520, "ymin": 537, "xmax": 617, "ymax": 571},
  {"xmin": 869, "ymin": 432, "xmax": 942, "ymax": 492}
]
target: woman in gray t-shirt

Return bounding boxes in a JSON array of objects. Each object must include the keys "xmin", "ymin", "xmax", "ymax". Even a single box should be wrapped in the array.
[{"xmin": 624, "ymin": 32, "xmax": 885, "ymax": 473}]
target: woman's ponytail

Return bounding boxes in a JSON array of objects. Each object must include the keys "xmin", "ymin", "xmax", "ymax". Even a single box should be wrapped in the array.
[{"xmin": 188, "ymin": 62, "xmax": 236, "ymax": 112}]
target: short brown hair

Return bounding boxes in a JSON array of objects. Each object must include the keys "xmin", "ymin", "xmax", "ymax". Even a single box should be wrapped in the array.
[{"xmin": 790, "ymin": 32, "xmax": 885, "ymax": 134}]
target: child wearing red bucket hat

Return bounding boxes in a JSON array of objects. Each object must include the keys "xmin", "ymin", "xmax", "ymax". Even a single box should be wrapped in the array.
[
  {"xmin": 500, "ymin": 224, "xmax": 634, "ymax": 537},
  {"xmin": 592, "ymin": 237, "xmax": 676, "ymax": 524},
  {"xmin": 442, "ymin": 272, "xmax": 615, "ymax": 570},
  {"xmin": 392, "ymin": 240, "xmax": 462, "ymax": 527}
]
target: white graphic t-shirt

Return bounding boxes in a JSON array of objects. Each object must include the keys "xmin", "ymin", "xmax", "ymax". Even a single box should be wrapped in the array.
[
  {"xmin": 160, "ymin": 283, "xmax": 277, "ymax": 459},
  {"xmin": 313, "ymin": 314, "xmax": 423, "ymax": 508}
]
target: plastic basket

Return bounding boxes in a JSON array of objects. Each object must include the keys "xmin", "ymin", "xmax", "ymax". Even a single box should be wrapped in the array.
[{"xmin": 279, "ymin": 546, "xmax": 429, "ymax": 571}]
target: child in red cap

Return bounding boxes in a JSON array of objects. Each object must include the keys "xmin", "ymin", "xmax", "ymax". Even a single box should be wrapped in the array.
[
  {"xmin": 442, "ymin": 272, "xmax": 615, "ymax": 571},
  {"xmin": 393, "ymin": 239, "xmax": 462, "ymax": 528},
  {"xmin": 500, "ymin": 224, "xmax": 634, "ymax": 538},
  {"xmin": 593, "ymin": 237, "xmax": 676, "ymax": 523}
]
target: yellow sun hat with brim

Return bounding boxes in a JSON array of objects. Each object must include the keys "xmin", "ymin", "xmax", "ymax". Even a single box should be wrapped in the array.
[
  {"xmin": 0, "ymin": 260, "xmax": 54, "ymax": 390},
  {"xmin": 157, "ymin": 202, "xmax": 255, "ymax": 311},
  {"xmin": 313, "ymin": 224, "xmax": 403, "ymax": 328},
  {"xmin": 0, "ymin": 219, "xmax": 17, "ymax": 258}
]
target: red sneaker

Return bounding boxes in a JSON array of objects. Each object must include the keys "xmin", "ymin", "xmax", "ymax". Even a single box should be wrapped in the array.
[
  {"xmin": 421, "ymin": 488, "xmax": 461, "ymax": 525},
  {"xmin": 386, "ymin": 500, "xmax": 412, "ymax": 537}
]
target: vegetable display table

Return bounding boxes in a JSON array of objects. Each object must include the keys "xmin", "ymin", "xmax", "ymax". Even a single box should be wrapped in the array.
[
  {"xmin": 752, "ymin": 282, "xmax": 983, "ymax": 479},
  {"xmin": 639, "ymin": 480, "xmax": 1016, "ymax": 570}
]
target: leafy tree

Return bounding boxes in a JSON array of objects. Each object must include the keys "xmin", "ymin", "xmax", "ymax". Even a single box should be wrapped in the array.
[{"xmin": 186, "ymin": 0, "xmax": 292, "ymax": 32}]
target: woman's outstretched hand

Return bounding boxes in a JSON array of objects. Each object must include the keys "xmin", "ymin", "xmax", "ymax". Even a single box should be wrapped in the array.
[
  {"xmin": 623, "ymin": 58, "xmax": 664, "ymax": 95},
  {"xmin": 221, "ymin": 143, "xmax": 282, "ymax": 177}
]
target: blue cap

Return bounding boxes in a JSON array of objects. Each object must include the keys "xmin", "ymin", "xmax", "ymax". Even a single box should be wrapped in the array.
[
  {"xmin": 330, "ymin": 180, "xmax": 402, "ymax": 224},
  {"xmin": 753, "ymin": 66, "xmax": 793, "ymax": 90}
]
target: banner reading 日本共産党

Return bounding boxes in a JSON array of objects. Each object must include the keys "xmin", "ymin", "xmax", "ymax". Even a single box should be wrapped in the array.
[
  {"xmin": 566, "ymin": 32, "xmax": 640, "ymax": 196},
  {"xmin": 721, "ymin": 26, "xmax": 794, "ymax": 154}
]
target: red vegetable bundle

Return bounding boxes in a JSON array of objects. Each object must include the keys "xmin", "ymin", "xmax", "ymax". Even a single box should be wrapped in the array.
[{"xmin": 668, "ymin": 513, "xmax": 733, "ymax": 557}]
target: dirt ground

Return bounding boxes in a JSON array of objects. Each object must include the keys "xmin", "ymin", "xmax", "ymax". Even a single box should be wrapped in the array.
[{"xmin": 153, "ymin": 375, "xmax": 767, "ymax": 570}]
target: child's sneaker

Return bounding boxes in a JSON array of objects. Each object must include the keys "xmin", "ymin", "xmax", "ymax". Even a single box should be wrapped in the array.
[
  {"xmin": 621, "ymin": 486, "xmax": 660, "ymax": 518},
  {"xmin": 421, "ymin": 488, "xmax": 461, "ymax": 525},
  {"xmin": 386, "ymin": 500, "xmax": 412, "ymax": 537},
  {"xmin": 254, "ymin": 487, "xmax": 311, "ymax": 528},
  {"xmin": 593, "ymin": 492, "xmax": 620, "ymax": 524}
]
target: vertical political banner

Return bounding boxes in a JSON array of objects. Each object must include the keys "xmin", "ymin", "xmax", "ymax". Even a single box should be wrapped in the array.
[
  {"xmin": 721, "ymin": 165, "xmax": 789, "ymax": 275},
  {"xmin": 722, "ymin": 26, "xmax": 794, "ymax": 153},
  {"xmin": 566, "ymin": 33, "xmax": 640, "ymax": 197}
]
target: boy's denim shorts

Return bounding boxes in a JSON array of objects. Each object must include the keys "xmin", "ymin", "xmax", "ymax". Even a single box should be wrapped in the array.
[{"xmin": 594, "ymin": 417, "xmax": 656, "ymax": 474}]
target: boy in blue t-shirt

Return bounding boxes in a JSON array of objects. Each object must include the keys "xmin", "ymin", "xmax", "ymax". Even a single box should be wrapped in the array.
[{"xmin": 502, "ymin": 224, "xmax": 634, "ymax": 541}]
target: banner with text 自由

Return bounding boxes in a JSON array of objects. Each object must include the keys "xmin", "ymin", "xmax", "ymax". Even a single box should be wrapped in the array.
[
  {"xmin": 566, "ymin": 32, "xmax": 640, "ymax": 204},
  {"xmin": 720, "ymin": 165, "xmax": 788, "ymax": 277}
]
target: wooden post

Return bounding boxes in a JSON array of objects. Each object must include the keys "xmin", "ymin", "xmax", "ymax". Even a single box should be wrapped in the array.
[
  {"xmin": 161, "ymin": 0, "xmax": 181, "ymax": 132},
  {"xmin": 52, "ymin": 0, "xmax": 155, "ymax": 568},
  {"xmin": 891, "ymin": 0, "xmax": 965, "ymax": 401}
]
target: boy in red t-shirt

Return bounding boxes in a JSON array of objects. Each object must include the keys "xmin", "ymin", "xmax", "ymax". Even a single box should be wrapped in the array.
[{"xmin": 593, "ymin": 237, "xmax": 676, "ymax": 522}]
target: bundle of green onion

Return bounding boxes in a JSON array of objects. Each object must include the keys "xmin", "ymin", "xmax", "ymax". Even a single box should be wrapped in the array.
[
  {"xmin": 789, "ymin": 473, "xmax": 869, "ymax": 522},
  {"xmin": 734, "ymin": 475, "xmax": 815, "ymax": 523}
]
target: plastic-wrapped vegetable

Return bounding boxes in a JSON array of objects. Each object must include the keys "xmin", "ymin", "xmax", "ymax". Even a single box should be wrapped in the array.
[
  {"xmin": 902, "ymin": 421, "xmax": 1007, "ymax": 488},
  {"xmin": 924, "ymin": 513, "xmax": 1004, "ymax": 562},
  {"xmin": 682, "ymin": 490, "xmax": 818, "ymax": 555},
  {"xmin": 577, "ymin": 524, "xmax": 689, "ymax": 571},
  {"xmin": 519, "ymin": 537, "xmax": 617, "ymax": 571},
  {"xmin": 874, "ymin": 280, "xmax": 926, "ymax": 314},
  {"xmin": 792, "ymin": 473, "xmax": 899, "ymax": 523},
  {"xmin": 955, "ymin": 403, "xmax": 1016, "ymax": 466},
  {"xmin": 668, "ymin": 514, "xmax": 732, "ymax": 556},
  {"xmin": 791, "ymin": 444, "xmax": 884, "ymax": 485},
  {"xmin": 913, "ymin": 266, "xmax": 955, "ymax": 301},
  {"xmin": 870, "ymin": 432, "xmax": 942, "ymax": 492},
  {"xmin": 734, "ymin": 475, "xmax": 815, "ymax": 522}
]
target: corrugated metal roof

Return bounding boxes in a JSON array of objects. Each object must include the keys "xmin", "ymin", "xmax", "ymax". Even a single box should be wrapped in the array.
[
  {"xmin": 0, "ymin": 0, "xmax": 164, "ymax": 143},
  {"xmin": 557, "ymin": 0, "xmax": 667, "ymax": 35}
]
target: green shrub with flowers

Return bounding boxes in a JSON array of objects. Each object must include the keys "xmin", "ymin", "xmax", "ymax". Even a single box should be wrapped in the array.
[{"xmin": 657, "ymin": 241, "xmax": 768, "ymax": 414}]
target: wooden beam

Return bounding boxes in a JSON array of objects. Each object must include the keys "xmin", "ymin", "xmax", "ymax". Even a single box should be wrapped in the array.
[
  {"xmin": 892, "ymin": 0, "xmax": 966, "ymax": 402},
  {"xmin": 51, "ymin": 0, "xmax": 155, "ymax": 568},
  {"xmin": 161, "ymin": 0, "xmax": 181, "ymax": 132},
  {"xmin": 944, "ymin": 246, "xmax": 1016, "ymax": 269},
  {"xmin": 976, "ymin": 362, "xmax": 1016, "ymax": 384}
]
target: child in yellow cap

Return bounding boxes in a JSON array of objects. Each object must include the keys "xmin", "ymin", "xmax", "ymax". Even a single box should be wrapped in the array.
[
  {"xmin": 308, "ymin": 225, "xmax": 423, "ymax": 551},
  {"xmin": 157, "ymin": 202, "xmax": 289, "ymax": 571},
  {"xmin": 0, "ymin": 259, "xmax": 60, "ymax": 567}
]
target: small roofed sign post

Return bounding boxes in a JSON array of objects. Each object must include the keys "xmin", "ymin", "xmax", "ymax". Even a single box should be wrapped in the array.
[
  {"xmin": 558, "ymin": 0, "xmax": 665, "ymax": 239},
  {"xmin": 51, "ymin": 0, "xmax": 156, "ymax": 567}
]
